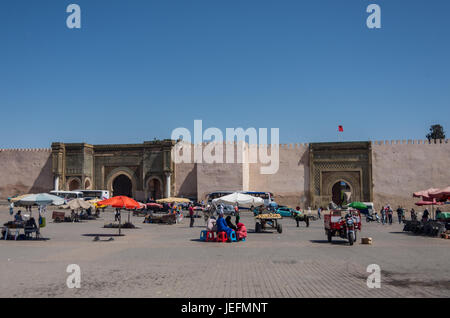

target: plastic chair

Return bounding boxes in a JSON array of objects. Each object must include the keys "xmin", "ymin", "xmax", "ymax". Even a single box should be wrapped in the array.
[
  {"xmin": 206, "ymin": 231, "xmax": 217, "ymax": 242},
  {"xmin": 229, "ymin": 230, "xmax": 237, "ymax": 242},
  {"xmin": 200, "ymin": 230, "xmax": 207, "ymax": 241},
  {"xmin": 217, "ymin": 231, "xmax": 228, "ymax": 243}
]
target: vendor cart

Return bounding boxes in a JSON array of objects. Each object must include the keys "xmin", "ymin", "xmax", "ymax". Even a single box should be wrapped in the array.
[
  {"xmin": 255, "ymin": 213, "xmax": 283, "ymax": 233},
  {"xmin": 144, "ymin": 212, "xmax": 177, "ymax": 225}
]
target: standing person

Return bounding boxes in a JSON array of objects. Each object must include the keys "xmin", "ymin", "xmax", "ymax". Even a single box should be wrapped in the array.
[
  {"xmin": 396, "ymin": 206, "xmax": 404, "ymax": 224},
  {"xmin": 410, "ymin": 208, "xmax": 417, "ymax": 221},
  {"xmin": 115, "ymin": 208, "xmax": 121, "ymax": 222},
  {"xmin": 234, "ymin": 206, "xmax": 240, "ymax": 224},
  {"xmin": 317, "ymin": 207, "xmax": 322, "ymax": 220},
  {"xmin": 436, "ymin": 208, "xmax": 442, "ymax": 219},
  {"xmin": 381, "ymin": 206, "xmax": 386, "ymax": 225},
  {"xmin": 9, "ymin": 201, "xmax": 14, "ymax": 216},
  {"xmin": 422, "ymin": 209, "xmax": 429, "ymax": 222},
  {"xmin": 189, "ymin": 204, "xmax": 195, "ymax": 227},
  {"xmin": 387, "ymin": 206, "xmax": 393, "ymax": 225}
]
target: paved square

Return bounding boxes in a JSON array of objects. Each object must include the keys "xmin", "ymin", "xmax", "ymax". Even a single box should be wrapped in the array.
[{"xmin": 0, "ymin": 208, "xmax": 449, "ymax": 298}]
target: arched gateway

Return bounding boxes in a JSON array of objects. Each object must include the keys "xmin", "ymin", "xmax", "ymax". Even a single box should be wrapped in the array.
[
  {"xmin": 51, "ymin": 140, "xmax": 175, "ymax": 201},
  {"xmin": 309, "ymin": 142, "xmax": 373, "ymax": 208}
]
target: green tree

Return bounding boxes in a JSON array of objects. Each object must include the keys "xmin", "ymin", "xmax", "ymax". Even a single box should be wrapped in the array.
[{"xmin": 426, "ymin": 124, "xmax": 446, "ymax": 141}]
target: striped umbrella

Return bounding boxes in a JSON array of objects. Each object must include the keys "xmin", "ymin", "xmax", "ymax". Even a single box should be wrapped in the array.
[{"xmin": 17, "ymin": 193, "xmax": 65, "ymax": 206}]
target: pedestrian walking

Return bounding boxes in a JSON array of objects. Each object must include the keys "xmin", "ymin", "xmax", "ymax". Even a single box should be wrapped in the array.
[
  {"xmin": 189, "ymin": 204, "xmax": 195, "ymax": 227},
  {"xmin": 381, "ymin": 206, "xmax": 386, "ymax": 225},
  {"xmin": 317, "ymin": 207, "xmax": 322, "ymax": 219}
]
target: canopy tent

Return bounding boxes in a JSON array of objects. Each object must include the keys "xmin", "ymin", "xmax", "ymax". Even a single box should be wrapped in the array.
[
  {"xmin": 61, "ymin": 198, "xmax": 94, "ymax": 210},
  {"xmin": 156, "ymin": 197, "xmax": 191, "ymax": 204},
  {"xmin": 212, "ymin": 192, "xmax": 264, "ymax": 208},
  {"xmin": 17, "ymin": 193, "xmax": 65, "ymax": 206}
]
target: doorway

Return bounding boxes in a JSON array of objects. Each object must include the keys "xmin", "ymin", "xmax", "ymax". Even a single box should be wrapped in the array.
[{"xmin": 332, "ymin": 181, "xmax": 351, "ymax": 206}]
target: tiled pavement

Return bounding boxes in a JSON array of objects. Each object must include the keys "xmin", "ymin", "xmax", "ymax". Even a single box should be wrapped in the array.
[{"xmin": 1, "ymin": 210, "xmax": 449, "ymax": 297}]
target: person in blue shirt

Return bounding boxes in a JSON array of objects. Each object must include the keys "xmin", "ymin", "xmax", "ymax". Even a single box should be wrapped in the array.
[
  {"xmin": 14, "ymin": 210, "xmax": 23, "ymax": 223},
  {"xmin": 216, "ymin": 212, "xmax": 234, "ymax": 237}
]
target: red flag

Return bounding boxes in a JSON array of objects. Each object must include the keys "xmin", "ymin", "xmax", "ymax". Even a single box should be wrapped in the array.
[{"xmin": 338, "ymin": 125, "xmax": 344, "ymax": 132}]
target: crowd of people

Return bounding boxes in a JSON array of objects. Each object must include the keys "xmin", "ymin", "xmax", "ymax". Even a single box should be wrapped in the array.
[
  {"xmin": 378, "ymin": 205, "xmax": 437, "ymax": 224},
  {"xmin": 204, "ymin": 204, "xmax": 247, "ymax": 241}
]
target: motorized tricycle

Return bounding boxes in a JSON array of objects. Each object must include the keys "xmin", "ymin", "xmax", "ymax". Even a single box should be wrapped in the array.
[{"xmin": 324, "ymin": 209, "xmax": 361, "ymax": 245}]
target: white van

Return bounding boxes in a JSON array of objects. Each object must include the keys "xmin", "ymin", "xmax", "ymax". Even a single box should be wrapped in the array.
[
  {"xmin": 50, "ymin": 190, "xmax": 83, "ymax": 201},
  {"xmin": 80, "ymin": 190, "xmax": 110, "ymax": 200}
]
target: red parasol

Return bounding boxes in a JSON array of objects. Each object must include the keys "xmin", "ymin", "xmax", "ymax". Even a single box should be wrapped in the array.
[
  {"xmin": 415, "ymin": 199, "xmax": 443, "ymax": 207},
  {"xmin": 413, "ymin": 188, "xmax": 440, "ymax": 199},
  {"xmin": 98, "ymin": 196, "xmax": 141, "ymax": 209},
  {"xmin": 428, "ymin": 186, "xmax": 450, "ymax": 200},
  {"xmin": 146, "ymin": 202, "xmax": 163, "ymax": 209}
]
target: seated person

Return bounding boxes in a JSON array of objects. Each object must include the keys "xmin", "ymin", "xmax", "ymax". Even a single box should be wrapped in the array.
[
  {"xmin": 225, "ymin": 215, "xmax": 237, "ymax": 231},
  {"xmin": 143, "ymin": 214, "xmax": 151, "ymax": 223},
  {"xmin": 216, "ymin": 212, "xmax": 234, "ymax": 237},
  {"xmin": 14, "ymin": 210, "xmax": 24, "ymax": 223},
  {"xmin": 236, "ymin": 222, "xmax": 247, "ymax": 240},
  {"xmin": 206, "ymin": 216, "xmax": 217, "ymax": 232},
  {"xmin": 25, "ymin": 217, "xmax": 38, "ymax": 229}
]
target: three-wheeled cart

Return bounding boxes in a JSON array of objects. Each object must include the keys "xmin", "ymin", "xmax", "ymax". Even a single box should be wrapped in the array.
[
  {"xmin": 324, "ymin": 209, "xmax": 361, "ymax": 245},
  {"xmin": 255, "ymin": 213, "xmax": 283, "ymax": 233}
]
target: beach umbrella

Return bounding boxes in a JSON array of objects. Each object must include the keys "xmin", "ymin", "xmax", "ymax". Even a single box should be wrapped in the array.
[
  {"xmin": 415, "ymin": 199, "xmax": 443, "ymax": 206},
  {"xmin": 212, "ymin": 192, "xmax": 264, "ymax": 208},
  {"xmin": 98, "ymin": 196, "xmax": 141, "ymax": 209},
  {"xmin": 146, "ymin": 203, "xmax": 163, "ymax": 209},
  {"xmin": 8, "ymin": 194, "xmax": 33, "ymax": 203},
  {"xmin": 17, "ymin": 193, "xmax": 65, "ymax": 206},
  {"xmin": 88, "ymin": 198, "xmax": 107, "ymax": 209},
  {"xmin": 348, "ymin": 202, "xmax": 368, "ymax": 210},
  {"xmin": 156, "ymin": 197, "xmax": 191, "ymax": 204},
  {"xmin": 428, "ymin": 186, "xmax": 450, "ymax": 200},
  {"xmin": 413, "ymin": 188, "xmax": 440, "ymax": 200},
  {"xmin": 98, "ymin": 196, "xmax": 141, "ymax": 233},
  {"xmin": 62, "ymin": 198, "xmax": 94, "ymax": 210}
]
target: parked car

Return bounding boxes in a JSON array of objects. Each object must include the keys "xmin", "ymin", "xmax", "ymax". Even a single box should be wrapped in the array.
[
  {"xmin": 215, "ymin": 204, "xmax": 236, "ymax": 216},
  {"xmin": 276, "ymin": 206, "xmax": 297, "ymax": 217}
]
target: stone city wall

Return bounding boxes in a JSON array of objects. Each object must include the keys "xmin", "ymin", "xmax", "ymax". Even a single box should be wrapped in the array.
[
  {"xmin": 0, "ymin": 148, "xmax": 53, "ymax": 199},
  {"xmin": 371, "ymin": 139, "xmax": 450, "ymax": 212},
  {"xmin": 1, "ymin": 140, "xmax": 449, "ymax": 212}
]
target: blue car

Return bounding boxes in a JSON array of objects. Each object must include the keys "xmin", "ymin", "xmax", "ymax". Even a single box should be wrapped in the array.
[{"xmin": 275, "ymin": 207, "xmax": 297, "ymax": 217}]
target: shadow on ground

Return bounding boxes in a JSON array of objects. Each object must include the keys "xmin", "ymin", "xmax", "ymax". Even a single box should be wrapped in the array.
[{"xmin": 310, "ymin": 239, "xmax": 349, "ymax": 245}]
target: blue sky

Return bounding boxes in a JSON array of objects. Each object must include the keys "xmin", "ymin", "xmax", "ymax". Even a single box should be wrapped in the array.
[{"xmin": 0, "ymin": 0, "xmax": 449, "ymax": 147}]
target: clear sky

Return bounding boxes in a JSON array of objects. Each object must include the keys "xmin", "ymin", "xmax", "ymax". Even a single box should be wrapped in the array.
[{"xmin": 1, "ymin": 0, "xmax": 449, "ymax": 148}]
